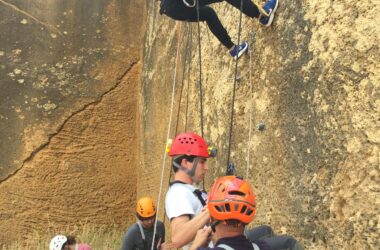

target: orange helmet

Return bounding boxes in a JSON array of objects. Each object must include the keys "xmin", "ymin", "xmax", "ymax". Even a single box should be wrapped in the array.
[
  {"xmin": 136, "ymin": 197, "xmax": 156, "ymax": 218},
  {"xmin": 208, "ymin": 176, "xmax": 256, "ymax": 224}
]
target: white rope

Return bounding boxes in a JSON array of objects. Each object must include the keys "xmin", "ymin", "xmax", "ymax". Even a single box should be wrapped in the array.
[
  {"xmin": 246, "ymin": 32, "xmax": 255, "ymax": 180},
  {"xmin": 151, "ymin": 24, "xmax": 182, "ymax": 250}
]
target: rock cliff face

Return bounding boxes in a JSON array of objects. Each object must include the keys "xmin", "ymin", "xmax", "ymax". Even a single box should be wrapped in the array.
[
  {"xmin": 139, "ymin": 0, "xmax": 379, "ymax": 249},
  {"xmin": 0, "ymin": 0, "xmax": 378, "ymax": 249},
  {"xmin": 0, "ymin": 0, "xmax": 145, "ymax": 245}
]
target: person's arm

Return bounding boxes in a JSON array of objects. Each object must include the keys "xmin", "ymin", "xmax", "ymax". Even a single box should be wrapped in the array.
[
  {"xmin": 161, "ymin": 221, "xmax": 165, "ymax": 242},
  {"xmin": 120, "ymin": 225, "xmax": 138, "ymax": 250},
  {"xmin": 189, "ymin": 226, "xmax": 212, "ymax": 250},
  {"xmin": 171, "ymin": 209, "xmax": 210, "ymax": 247}
]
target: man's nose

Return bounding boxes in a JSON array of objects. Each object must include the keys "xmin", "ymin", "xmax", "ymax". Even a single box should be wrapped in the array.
[{"xmin": 204, "ymin": 163, "xmax": 208, "ymax": 170}]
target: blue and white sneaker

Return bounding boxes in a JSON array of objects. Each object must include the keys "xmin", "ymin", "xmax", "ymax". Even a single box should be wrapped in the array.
[
  {"xmin": 259, "ymin": 0, "xmax": 279, "ymax": 27},
  {"xmin": 229, "ymin": 42, "xmax": 248, "ymax": 60}
]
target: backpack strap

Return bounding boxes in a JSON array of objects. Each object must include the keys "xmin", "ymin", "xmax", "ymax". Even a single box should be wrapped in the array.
[
  {"xmin": 137, "ymin": 221, "xmax": 146, "ymax": 240},
  {"xmin": 137, "ymin": 221, "xmax": 150, "ymax": 250},
  {"xmin": 193, "ymin": 189, "xmax": 207, "ymax": 206}
]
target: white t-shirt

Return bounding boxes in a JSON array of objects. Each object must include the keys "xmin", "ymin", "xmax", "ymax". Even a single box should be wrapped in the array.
[{"xmin": 165, "ymin": 182, "xmax": 205, "ymax": 250}]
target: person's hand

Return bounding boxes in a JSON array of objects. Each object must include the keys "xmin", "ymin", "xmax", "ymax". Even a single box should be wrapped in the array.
[
  {"xmin": 189, "ymin": 226, "xmax": 212, "ymax": 250},
  {"xmin": 159, "ymin": 241, "xmax": 177, "ymax": 250},
  {"xmin": 201, "ymin": 206, "xmax": 210, "ymax": 218}
]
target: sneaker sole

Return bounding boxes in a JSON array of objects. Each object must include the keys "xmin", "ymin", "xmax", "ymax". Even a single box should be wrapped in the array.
[{"xmin": 263, "ymin": 0, "xmax": 279, "ymax": 27}]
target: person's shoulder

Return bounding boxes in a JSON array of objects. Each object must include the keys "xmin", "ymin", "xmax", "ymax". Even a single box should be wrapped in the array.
[
  {"xmin": 166, "ymin": 183, "xmax": 195, "ymax": 202},
  {"xmin": 125, "ymin": 222, "xmax": 139, "ymax": 234},
  {"xmin": 168, "ymin": 182, "xmax": 195, "ymax": 192}
]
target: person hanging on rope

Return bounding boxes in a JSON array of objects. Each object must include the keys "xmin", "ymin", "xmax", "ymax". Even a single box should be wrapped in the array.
[
  {"xmin": 121, "ymin": 197, "xmax": 168, "ymax": 250},
  {"xmin": 165, "ymin": 132, "xmax": 217, "ymax": 249},
  {"xmin": 159, "ymin": 0, "xmax": 279, "ymax": 60},
  {"xmin": 189, "ymin": 176, "xmax": 304, "ymax": 250}
]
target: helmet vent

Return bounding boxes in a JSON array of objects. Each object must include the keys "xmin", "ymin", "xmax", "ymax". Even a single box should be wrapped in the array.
[
  {"xmin": 234, "ymin": 204, "xmax": 239, "ymax": 211},
  {"xmin": 215, "ymin": 205, "xmax": 224, "ymax": 212},
  {"xmin": 228, "ymin": 191, "xmax": 245, "ymax": 196},
  {"xmin": 241, "ymin": 205, "xmax": 247, "ymax": 213},
  {"xmin": 246, "ymin": 208, "xmax": 254, "ymax": 216},
  {"xmin": 225, "ymin": 203, "xmax": 231, "ymax": 212}
]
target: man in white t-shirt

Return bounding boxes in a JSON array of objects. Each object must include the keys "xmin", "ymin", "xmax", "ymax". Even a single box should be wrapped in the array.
[{"xmin": 165, "ymin": 132, "xmax": 217, "ymax": 249}]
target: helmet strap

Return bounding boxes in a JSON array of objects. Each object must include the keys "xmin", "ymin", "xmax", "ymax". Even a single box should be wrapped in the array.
[
  {"xmin": 188, "ymin": 157, "xmax": 199, "ymax": 180},
  {"xmin": 211, "ymin": 220, "xmax": 221, "ymax": 233},
  {"xmin": 173, "ymin": 156, "xmax": 199, "ymax": 181}
]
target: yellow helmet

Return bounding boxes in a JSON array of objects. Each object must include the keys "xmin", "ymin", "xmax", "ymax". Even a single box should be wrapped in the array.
[{"xmin": 136, "ymin": 197, "xmax": 156, "ymax": 218}]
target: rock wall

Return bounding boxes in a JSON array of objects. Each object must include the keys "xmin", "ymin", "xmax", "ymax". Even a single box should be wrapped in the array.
[
  {"xmin": 140, "ymin": 0, "xmax": 379, "ymax": 249},
  {"xmin": 0, "ymin": 0, "xmax": 378, "ymax": 248},
  {"xmin": 0, "ymin": 0, "xmax": 146, "ymax": 245}
]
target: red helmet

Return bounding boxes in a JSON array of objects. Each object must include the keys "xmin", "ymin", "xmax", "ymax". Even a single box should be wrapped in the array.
[
  {"xmin": 168, "ymin": 132, "xmax": 210, "ymax": 158},
  {"xmin": 208, "ymin": 176, "xmax": 256, "ymax": 224}
]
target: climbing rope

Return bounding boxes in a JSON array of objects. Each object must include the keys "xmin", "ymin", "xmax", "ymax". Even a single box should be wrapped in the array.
[
  {"xmin": 246, "ymin": 31, "xmax": 255, "ymax": 180},
  {"xmin": 149, "ymin": 0, "xmax": 159, "ymax": 41},
  {"xmin": 196, "ymin": 0, "xmax": 204, "ymax": 138},
  {"xmin": 226, "ymin": 0, "xmax": 244, "ymax": 167},
  {"xmin": 151, "ymin": 25, "xmax": 182, "ymax": 250},
  {"xmin": 185, "ymin": 24, "xmax": 192, "ymax": 131},
  {"xmin": 194, "ymin": 0, "xmax": 207, "ymax": 190},
  {"xmin": 175, "ymin": 24, "xmax": 192, "ymax": 135}
]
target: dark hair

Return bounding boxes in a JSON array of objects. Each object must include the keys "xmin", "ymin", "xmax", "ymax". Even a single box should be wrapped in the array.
[
  {"xmin": 172, "ymin": 155, "xmax": 196, "ymax": 173},
  {"xmin": 225, "ymin": 219, "xmax": 245, "ymax": 226},
  {"xmin": 136, "ymin": 213, "xmax": 155, "ymax": 221},
  {"xmin": 66, "ymin": 235, "xmax": 77, "ymax": 245}
]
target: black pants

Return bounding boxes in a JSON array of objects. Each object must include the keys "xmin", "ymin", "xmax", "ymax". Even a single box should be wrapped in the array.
[
  {"xmin": 245, "ymin": 225, "xmax": 305, "ymax": 250},
  {"xmin": 160, "ymin": 0, "xmax": 260, "ymax": 49}
]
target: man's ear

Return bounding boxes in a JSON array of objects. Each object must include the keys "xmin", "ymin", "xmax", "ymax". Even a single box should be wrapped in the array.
[{"xmin": 181, "ymin": 158, "xmax": 190, "ymax": 169}]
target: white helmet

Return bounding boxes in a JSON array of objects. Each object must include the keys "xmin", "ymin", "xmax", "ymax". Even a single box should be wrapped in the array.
[{"xmin": 49, "ymin": 235, "xmax": 67, "ymax": 250}]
